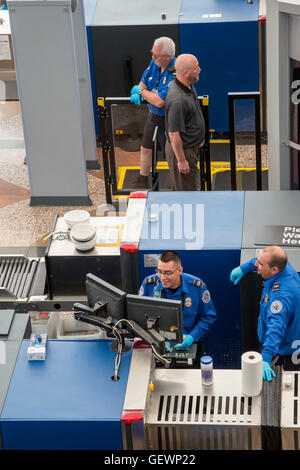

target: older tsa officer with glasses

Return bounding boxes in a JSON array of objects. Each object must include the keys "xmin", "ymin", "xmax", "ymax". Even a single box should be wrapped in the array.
[
  {"xmin": 139, "ymin": 250, "xmax": 217, "ymax": 365},
  {"xmin": 130, "ymin": 37, "xmax": 176, "ymax": 189}
]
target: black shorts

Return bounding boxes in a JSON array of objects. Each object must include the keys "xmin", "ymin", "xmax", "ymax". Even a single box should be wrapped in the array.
[{"xmin": 141, "ymin": 112, "xmax": 166, "ymax": 150}]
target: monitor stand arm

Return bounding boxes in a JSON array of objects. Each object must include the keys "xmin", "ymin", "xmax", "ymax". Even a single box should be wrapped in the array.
[
  {"xmin": 73, "ymin": 304, "xmax": 167, "ymax": 362},
  {"xmin": 125, "ymin": 319, "xmax": 165, "ymax": 356},
  {"xmin": 72, "ymin": 302, "xmax": 131, "ymax": 353},
  {"xmin": 72, "ymin": 302, "xmax": 114, "ymax": 334}
]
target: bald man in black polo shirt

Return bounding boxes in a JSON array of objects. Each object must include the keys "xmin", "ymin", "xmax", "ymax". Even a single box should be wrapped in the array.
[{"xmin": 165, "ymin": 54, "xmax": 205, "ymax": 191}]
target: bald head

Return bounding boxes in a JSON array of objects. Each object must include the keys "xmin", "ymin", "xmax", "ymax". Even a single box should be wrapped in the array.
[
  {"xmin": 175, "ymin": 54, "xmax": 196, "ymax": 74},
  {"xmin": 261, "ymin": 246, "xmax": 288, "ymax": 271},
  {"xmin": 175, "ymin": 54, "xmax": 201, "ymax": 86}
]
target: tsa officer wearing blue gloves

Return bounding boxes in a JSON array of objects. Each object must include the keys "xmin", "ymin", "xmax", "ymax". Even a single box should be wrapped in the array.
[
  {"xmin": 130, "ymin": 37, "xmax": 176, "ymax": 189},
  {"xmin": 139, "ymin": 250, "xmax": 217, "ymax": 366},
  {"xmin": 230, "ymin": 246, "xmax": 300, "ymax": 381}
]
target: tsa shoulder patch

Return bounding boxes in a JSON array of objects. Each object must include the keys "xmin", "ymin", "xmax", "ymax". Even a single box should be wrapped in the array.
[
  {"xmin": 145, "ymin": 276, "xmax": 156, "ymax": 285},
  {"xmin": 201, "ymin": 290, "xmax": 211, "ymax": 304},
  {"xmin": 193, "ymin": 279, "xmax": 204, "ymax": 289},
  {"xmin": 168, "ymin": 66, "xmax": 176, "ymax": 78},
  {"xmin": 272, "ymin": 281, "xmax": 280, "ymax": 292},
  {"xmin": 270, "ymin": 300, "xmax": 283, "ymax": 314}
]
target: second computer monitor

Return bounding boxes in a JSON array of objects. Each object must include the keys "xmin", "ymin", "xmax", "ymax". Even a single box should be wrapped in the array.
[
  {"xmin": 126, "ymin": 294, "xmax": 183, "ymax": 345},
  {"xmin": 86, "ymin": 273, "xmax": 126, "ymax": 321}
]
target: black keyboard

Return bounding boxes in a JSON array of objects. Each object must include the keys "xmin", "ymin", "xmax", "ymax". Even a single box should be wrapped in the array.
[{"xmin": 164, "ymin": 343, "xmax": 197, "ymax": 364}]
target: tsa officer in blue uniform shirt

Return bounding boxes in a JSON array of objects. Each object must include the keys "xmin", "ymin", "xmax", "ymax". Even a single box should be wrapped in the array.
[
  {"xmin": 230, "ymin": 245, "xmax": 300, "ymax": 381},
  {"xmin": 139, "ymin": 250, "xmax": 217, "ymax": 366},
  {"xmin": 130, "ymin": 37, "xmax": 176, "ymax": 189}
]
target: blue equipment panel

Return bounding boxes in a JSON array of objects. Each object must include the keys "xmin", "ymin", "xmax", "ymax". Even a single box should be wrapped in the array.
[
  {"xmin": 138, "ymin": 191, "xmax": 245, "ymax": 368},
  {"xmin": 140, "ymin": 191, "xmax": 244, "ymax": 251},
  {"xmin": 179, "ymin": 0, "xmax": 259, "ymax": 132},
  {"xmin": 0, "ymin": 340, "xmax": 132, "ymax": 450},
  {"xmin": 180, "ymin": 0, "xmax": 259, "ymax": 23}
]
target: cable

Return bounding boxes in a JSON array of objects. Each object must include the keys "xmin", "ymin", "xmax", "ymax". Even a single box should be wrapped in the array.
[
  {"xmin": 113, "ymin": 318, "xmax": 171, "ymax": 367},
  {"xmin": 111, "ymin": 321, "xmax": 123, "ymax": 380},
  {"xmin": 150, "ymin": 344, "xmax": 171, "ymax": 366}
]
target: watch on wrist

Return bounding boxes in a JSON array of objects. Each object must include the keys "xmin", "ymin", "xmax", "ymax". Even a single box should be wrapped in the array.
[{"xmin": 139, "ymin": 88, "xmax": 144, "ymax": 96}]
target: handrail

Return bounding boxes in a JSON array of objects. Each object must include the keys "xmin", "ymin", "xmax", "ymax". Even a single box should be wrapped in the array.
[{"xmin": 283, "ymin": 140, "xmax": 300, "ymax": 152}]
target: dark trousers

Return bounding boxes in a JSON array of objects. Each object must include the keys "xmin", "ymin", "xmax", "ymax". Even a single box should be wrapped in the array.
[{"xmin": 165, "ymin": 140, "xmax": 199, "ymax": 191}]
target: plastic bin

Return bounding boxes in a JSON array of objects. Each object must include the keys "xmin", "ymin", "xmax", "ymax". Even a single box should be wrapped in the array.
[{"xmin": 56, "ymin": 316, "xmax": 103, "ymax": 340}]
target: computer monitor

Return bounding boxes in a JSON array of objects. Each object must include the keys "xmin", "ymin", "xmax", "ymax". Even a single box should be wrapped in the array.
[
  {"xmin": 86, "ymin": 273, "xmax": 126, "ymax": 321},
  {"xmin": 126, "ymin": 294, "xmax": 183, "ymax": 346}
]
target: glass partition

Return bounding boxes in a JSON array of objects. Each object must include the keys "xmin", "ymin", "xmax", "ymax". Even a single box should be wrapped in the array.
[{"xmin": 227, "ymin": 92, "xmax": 266, "ymax": 191}]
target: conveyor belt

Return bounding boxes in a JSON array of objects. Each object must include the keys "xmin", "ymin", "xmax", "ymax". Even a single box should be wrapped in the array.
[{"xmin": 0, "ymin": 256, "xmax": 39, "ymax": 299}]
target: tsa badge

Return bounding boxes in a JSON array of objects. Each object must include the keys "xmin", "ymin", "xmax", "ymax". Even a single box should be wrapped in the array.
[
  {"xmin": 185, "ymin": 297, "xmax": 192, "ymax": 308},
  {"xmin": 270, "ymin": 300, "xmax": 283, "ymax": 314},
  {"xmin": 264, "ymin": 294, "xmax": 269, "ymax": 303},
  {"xmin": 201, "ymin": 290, "xmax": 211, "ymax": 303}
]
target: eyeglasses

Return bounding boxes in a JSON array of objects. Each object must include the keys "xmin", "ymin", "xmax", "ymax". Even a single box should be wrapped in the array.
[
  {"xmin": 155, "ymin": 266, "xmax": 181, "ymax": 277},
  {"xmin": 150, "ymin": 50, "xmax": 167, "ymax": 59}
]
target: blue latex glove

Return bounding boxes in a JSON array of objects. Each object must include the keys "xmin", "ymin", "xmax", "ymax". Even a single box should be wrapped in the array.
[
  {"xmin": 130, "ymin": 93, "xmax": 143, "ymax": 106},
  {"xmin": 263, "ymin": 361, "xmax": 276, "ymax": 382},
  {"xmin": 230, "ymin": 266, "xmax": 244, "ymax": 285},
  {"xmin": 130, "ymin": 85, "xmax": 142, "ymax": 95},
  {"xmin": 130, "ymin": 85, "xmax": 144, "ymax": 106},
  {"xmin": 174, "ymin": 334, "xmax": 194, "ymax": 349}
]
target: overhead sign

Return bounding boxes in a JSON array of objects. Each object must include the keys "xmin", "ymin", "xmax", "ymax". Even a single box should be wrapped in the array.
[{"xmin": 255, "ymin": 225, "xmax": 300, "ymax": 246}]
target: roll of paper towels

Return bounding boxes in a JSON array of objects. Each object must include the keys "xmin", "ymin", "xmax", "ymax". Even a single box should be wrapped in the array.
[{"xmin": 241, "ymin": 351, "xmax": 263, "ymax": 397}]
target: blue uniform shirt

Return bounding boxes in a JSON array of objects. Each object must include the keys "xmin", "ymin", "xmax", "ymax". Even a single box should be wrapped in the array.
[
  {"xmin": 139, "ymin": 272, "xmax": 217, "ymax": 342},
  {"xmin": 141, "ymin": 57, "xmax": 175, "ymax": 117},
  {"xmin": 241, "ymin": 258, "xmax": 300, "ymax": 363}
]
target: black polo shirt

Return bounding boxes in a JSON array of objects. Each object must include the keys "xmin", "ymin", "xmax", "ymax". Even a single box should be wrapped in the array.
[{"xmin": 165, "ymin": 78, "xmax": 205, "ymax": 148}]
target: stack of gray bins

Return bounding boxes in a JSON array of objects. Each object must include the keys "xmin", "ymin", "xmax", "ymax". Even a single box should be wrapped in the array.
[{"xmin": 261, "ymin": 365, "xmax": 282, "ymax": 450}]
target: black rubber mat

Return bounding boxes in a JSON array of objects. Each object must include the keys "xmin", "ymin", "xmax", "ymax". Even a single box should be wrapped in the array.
[
  {"xmin": 212, "ymin": 169, "xmax": 268, "ymax": 191},
  {"xmin": 120, "ymin": 167, "xmax": 268, "ymax": 191},
  {"xmin": 210, "ymin": 142, "xmax": 230, "ymax": 162},
  {"xmin": 121, "ymin": 168, "xmax": 174, "ymax": 191}
]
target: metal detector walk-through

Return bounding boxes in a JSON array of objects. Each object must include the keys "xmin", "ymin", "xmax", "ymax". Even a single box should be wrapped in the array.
[{"xmin": 98, "ymin": 96, "xmax": 212, "ymax": 204}]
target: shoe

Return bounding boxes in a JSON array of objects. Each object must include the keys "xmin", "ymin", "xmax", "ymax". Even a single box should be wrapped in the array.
[{"xmin": 132, "ymin": 174, "xmax": 149, "ymax": 189}]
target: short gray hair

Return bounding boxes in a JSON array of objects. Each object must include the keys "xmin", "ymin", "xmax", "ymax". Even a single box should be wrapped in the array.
[{"xmin": 153, "ymin": 37, "xmax": 175, "ymax": 57}]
